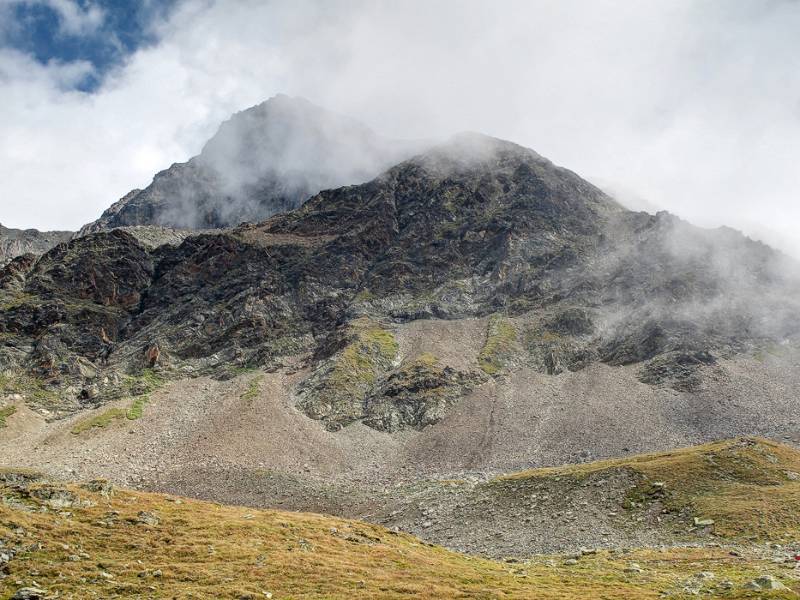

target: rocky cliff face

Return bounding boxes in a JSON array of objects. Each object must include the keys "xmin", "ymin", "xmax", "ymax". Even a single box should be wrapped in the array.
[
  {"xmin": 0, "ymin": 224, "xmax": 72, "ymax": 268},
  {"xmin": 79, "ymin": 95, "xmax": 421, "ymax": 233},
  {"xmin": 2, "ymin": 134, "xmax": 799, "ymax": 429}
]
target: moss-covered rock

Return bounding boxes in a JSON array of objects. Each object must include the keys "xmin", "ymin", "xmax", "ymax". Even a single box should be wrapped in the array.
[
  {"xmin": 295, "ymin": 319, "xmax": 399, "ymax": 430},
  {"xmin": 523, "ymin": 325, "xmax": 597, "ymax": 375},
  {"xmin": 478, "ymin": 315, "xmax": 519, "ymax": 375},
  {"xmin": 297, "ymin": 330, "xmax": 482, "ymax": 433},
  {"xmin": 362, "ymin": 354, "xmax": 484, "ymax": 432}
]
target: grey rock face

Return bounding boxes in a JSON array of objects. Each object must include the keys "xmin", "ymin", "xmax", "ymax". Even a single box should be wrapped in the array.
[
  {"xmin": 0, "ymin": 224, "xmax": 72, "ymax": 267},
  {"xmin": 2, "ymin": 132, "xmax": 799, "ymax": 430},
  {"xmin": 79, "ymin": 95, "xmax": 422, "ymax": 233}
]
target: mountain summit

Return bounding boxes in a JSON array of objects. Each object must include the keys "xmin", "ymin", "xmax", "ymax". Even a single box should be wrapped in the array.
[{"xmin": 80, "ymin": 95, "xmax": 420, "ymax": 233}]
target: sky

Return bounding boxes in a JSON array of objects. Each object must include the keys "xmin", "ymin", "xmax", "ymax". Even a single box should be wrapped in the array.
[{"xmin": 0, "ymin": 0, "xmax": 798, "ymax": 257}]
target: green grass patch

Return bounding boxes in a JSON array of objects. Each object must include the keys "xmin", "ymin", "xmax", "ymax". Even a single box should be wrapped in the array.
[
  {"xmin": 354, "ymin": 288, "xmax": 375, "ymax": 302},
  {"xmin": 478, "ymin": 314, "xmax": 518, "ymax": 375},
  {"xmin": 413, "ymin": 352, "xmax": 440, "ymax": 367},
  {"xmin": 230, "ymin": 365, "xmax": 258, "ymax": 377},
  {"xmin": 125, "ymin": 368, "xmax": 165, "ymax": 395},
  {"xmin": 0, "ymin": 373, "xmax": 58, "ymax": 407},
  {"xmin": 126, "ymin": 395, "xmax": 149, "ymax": 420},
  {"xmin": 326, "ymin": 319, "xmax": 399, "ymax": 393},
  {"xmin": 358, "ymin": 321, "xmax": 399, "ymax": 361},
  {"xmin": 72, "ymin": 394, "xmax": 150, "ymax": 433},
  {"xmin": 71, "ymin": 408, "xmax": 127, "ymax": 434},
  {"xmin": 241, "ymin": 375, "xmax": 263, "ymax": 403},
  {"xmin": 0, "ymin": 405, "xmax": 16, "ymax": 427},
  {"xmin": 500, "ymin": 437, "xmax": 800, "ymax": 542},
  {"xmin": 0, "ymin": 292, "xmax": 34, "ymax": 311},
  {"xmin": 298, "ymin": 319, "xmax": 400, "ymax": 427}
]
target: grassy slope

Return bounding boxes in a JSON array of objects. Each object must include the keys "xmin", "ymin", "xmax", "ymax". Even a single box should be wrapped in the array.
[
  {"xmin": 502, "ymin": 437, "xmax": 800, "ymax": 541},
  {"xmin": 1, "ymin": 440, "xmax": 799, "ymax": 599}
]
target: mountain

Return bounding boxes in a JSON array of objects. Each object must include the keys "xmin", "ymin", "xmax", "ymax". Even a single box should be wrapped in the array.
[
  {"xmin": 79, "ymin": 94, "xmax": 422, "ymax": 233},
  {"xmin": 0, "ymin": 224, "xmax": 72, "ymax": 268},
  {"xmin": 2, "ymin": 131, "xmax": 800, "ymax": 573}
]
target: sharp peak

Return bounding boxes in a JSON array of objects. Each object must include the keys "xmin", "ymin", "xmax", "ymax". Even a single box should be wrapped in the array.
[
  {"xmin": 232, "ymin": 94, "xmax": 346, "ymax": 121},
  {"xmin": 253, "ymin": 93, "xmax": 316, "ymax": 110},
  {"xmin": 210, "ymin": 94, "xmax": 381, "ymax": 142}
]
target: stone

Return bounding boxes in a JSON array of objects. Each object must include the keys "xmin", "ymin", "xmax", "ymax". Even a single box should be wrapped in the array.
[
  {"xmin": 11, "ymin": 588, "xmax": 47, "ymax": 600},
  {"xmin": 624, "ymin": 563, "xmax": 643, "ymax": 573},
  {"xmin": 82, "ymin": 479, "xmax": 114, "ymax": 496},
  {"xmin": 695, "ymin": 571, "xmax": 714, "ymax": 580},
  {"xmin": 745, "ymin": 575, "xmax": 789, "ymax": 591},
  {"xmin": 136, "ymin": 511, "xmax": 160, "ymax": 526}
]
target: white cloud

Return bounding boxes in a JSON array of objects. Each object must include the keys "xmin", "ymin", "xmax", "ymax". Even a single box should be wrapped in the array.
[
  {"xmin": 0, "ymin": 0, "xmax": 798, "ymax": 258},
  {"xmin": 1, "ymin": 0, "xmax": 106, "ymax": 37},
  {"xmin": 44, "ymin": 0, "xmax": 105, "ymax": 36}
]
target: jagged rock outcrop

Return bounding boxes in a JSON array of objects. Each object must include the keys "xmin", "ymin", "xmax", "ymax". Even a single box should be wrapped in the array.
[
  {"xmin": 2, "ymin": 133, "xmax": 799, "ymax": 426},
  {"xmin": 79, "ymin": 95, "xmax": 421, "ymax": 233},
  {"xmin": 0, "ymin": 224, "xmax": 72, "ymax": 268}
]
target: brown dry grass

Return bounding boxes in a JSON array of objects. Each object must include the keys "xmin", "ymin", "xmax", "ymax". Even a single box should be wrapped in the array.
[
  {"xmin": 502, "ymin": 437, "xmax": 800, "ymax": 540},
  {"xmin": 0, "ymin": 458, "xmax": 798, "ymax": 598}
]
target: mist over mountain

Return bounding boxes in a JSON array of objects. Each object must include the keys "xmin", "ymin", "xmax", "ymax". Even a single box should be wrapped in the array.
[
  {"xmin": 80, "ymin": 95, "xmax": 423, "ymax": 233},
  {"xmin": 2, "ymin": 128, "xmax": 799, "ymax": 433}
]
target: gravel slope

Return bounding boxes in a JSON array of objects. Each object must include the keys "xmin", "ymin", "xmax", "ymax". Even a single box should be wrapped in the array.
[{"xmin": 2, "ymin": 318, "xmax": 799, "ymax": 557}]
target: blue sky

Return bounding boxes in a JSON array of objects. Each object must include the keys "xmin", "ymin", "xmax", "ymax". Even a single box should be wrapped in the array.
[{"xmin": 3, "ymin": 0, "xmax": 177, "ymax": 91}]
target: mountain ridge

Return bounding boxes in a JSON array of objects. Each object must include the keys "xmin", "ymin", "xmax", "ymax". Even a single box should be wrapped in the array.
[
  {"xmin": 0, "ymin": 224, "xmax": 72, "ymax": 269},
  {"xmin": 79, "ymin": 94, "xmax": 424, "ymax": 233},
  {"xmin": 1, "ymin": 132, "xmax": 798, "ymax": 428}
]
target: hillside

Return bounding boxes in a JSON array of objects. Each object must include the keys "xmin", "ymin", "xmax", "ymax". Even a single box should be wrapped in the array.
[
  {"xmin": 1, "ymin": 133, "xmax": 798, "ymax": 421},
  {"xmin": 1, "ymin": 439, "xmax": 799, "ymax": 599},
  {"xmin": 366, "ymin": 437, "xmax": 800, "ymax": 556}
]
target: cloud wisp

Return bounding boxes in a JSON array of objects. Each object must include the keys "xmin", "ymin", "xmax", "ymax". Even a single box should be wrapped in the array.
[{"xmin": 0, "ymin": 0, "xmax": 798, "ymax": 258}]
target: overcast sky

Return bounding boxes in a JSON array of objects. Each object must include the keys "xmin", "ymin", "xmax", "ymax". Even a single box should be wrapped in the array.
[{"xmin": 1, "ymin": 0, "xmax": 799, "ymax": 256}]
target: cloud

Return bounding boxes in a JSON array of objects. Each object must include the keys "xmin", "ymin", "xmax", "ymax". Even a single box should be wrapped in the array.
[
  {"xmin": 3, "ymin": 0, "xmax": 106, "ymax": 37},
  {"xmin": 0, "ymin": 0, "xmax": 798, "ymax": 258},
  {"xmin": 42, "ymin": 0, "xmax": 105, "ymax": 36}
]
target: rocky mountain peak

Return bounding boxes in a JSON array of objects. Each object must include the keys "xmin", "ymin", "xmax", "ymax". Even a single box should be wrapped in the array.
[{"xmin": 79, "ymin": 95, "xmax": 423, "ymax": 234}]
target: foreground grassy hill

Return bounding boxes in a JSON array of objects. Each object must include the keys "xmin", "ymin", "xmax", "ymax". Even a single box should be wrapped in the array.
[
  {"xmin": 360, "ymin": 437, "xmax": 800, "ymax": 558},
  {"xmin": 1, "ymin": 439, "xmax": 799, "ymax": 599},
  {"xmin": 502, "ymin": 436, "xmax": 800, "ymax": 541}
]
